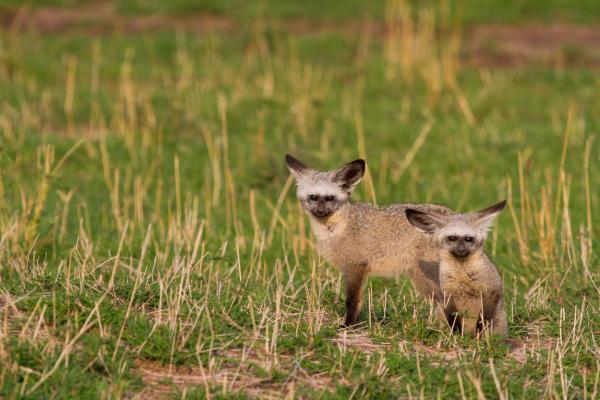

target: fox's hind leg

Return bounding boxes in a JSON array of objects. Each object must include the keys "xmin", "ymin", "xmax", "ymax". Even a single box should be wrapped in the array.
[{"xmin": 343, "ymin": 263, "xmax": 368, "ymax": 327}]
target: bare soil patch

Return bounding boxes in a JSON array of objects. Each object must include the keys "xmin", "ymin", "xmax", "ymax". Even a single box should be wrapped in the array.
[
  {"xmin": 1, "ymin": 4, "xmax": 235, "ymax": 35},
  {"xmin": 466, "ymin": 24, "xmax": 600, "ymax": 67}
]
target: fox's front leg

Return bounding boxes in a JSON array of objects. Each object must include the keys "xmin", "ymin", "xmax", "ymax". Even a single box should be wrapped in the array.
[
  {"xmin": 491, "ymin": 300, "xmax": 508, "ymax": 337},
  {"xmin": 343, "ymin": 264, "xmax": 368, "ymax": 327},
  {"xmin": 461, "ymin": 315, "xmax": 479, "ymax": 336},
  {"xmin": 459, "ymin": 302, "xmax": 482, "ymax": 336}
]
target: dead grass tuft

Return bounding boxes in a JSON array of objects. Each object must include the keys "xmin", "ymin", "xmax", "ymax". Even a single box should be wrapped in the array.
[
  {"xmin": 0, "ymin": 293, "xmax": 60, "ymax": 349},
  {"xmin": 332, "ymin": 329, "xmax": 390, "ymax": 353}
]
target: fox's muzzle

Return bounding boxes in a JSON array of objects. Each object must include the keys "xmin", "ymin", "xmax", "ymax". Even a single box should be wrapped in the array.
[
  {"xmin": 312, "ymin": 209, "xmax": 333, "ymax": 218},
  {"xmin": 450, "ymin": 248, "xmax": 471, "ymax": 259}
]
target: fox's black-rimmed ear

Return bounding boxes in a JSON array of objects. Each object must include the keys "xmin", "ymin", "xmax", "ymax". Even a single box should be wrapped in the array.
[
  {"xmin": 476, "ymin": 200, "xmax": 507, "ymax": 216},
  {"xmin": 333, "ymin": 159, "xmax": 365, "ymax": 190},
  {"xmin": 285, "ymin": 154, "xmax": 309, "ymax": 177},
  {"xmin": 405, "ymin": 209, "xmax": 447, "ymax": 234},
  {"xmin": 475, "ymin": 200, "xmax": 506, "ymax": 231}
]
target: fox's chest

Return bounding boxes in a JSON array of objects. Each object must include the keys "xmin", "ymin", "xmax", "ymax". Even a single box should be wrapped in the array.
[
  {"xmin": 310, "ymin": 219, "xmax": 364, "ymax": 267},
  {"xmin": 441, "ymin": 271, "xmax": 483, "ymax": 298},
  {"xmin": 313, "ymin": 224, "xmax": 345, "ymax": 255},
  {"xmin": 311, "ymin": 217, "xmax": 343, "ymax": 245},
  {"xmin": 440, "ymin": 266, "xmax": 501, "ymax": 312}
]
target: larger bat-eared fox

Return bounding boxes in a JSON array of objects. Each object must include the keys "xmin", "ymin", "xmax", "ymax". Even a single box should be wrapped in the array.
[
  {"xmin": 405, "ymin": 201, "xmax": 508, "ymax": 336},
  {"xmin": 285, "ymin": 154, "xmax": 453, "ymax": 327}
]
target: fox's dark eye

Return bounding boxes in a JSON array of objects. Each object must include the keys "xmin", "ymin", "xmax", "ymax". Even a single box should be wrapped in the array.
[
  {"xmin": 324, "ymin": 195, "xmax": 335, "ymax": 202},
  {"xmin": 464, "ymin": 236, "xmax": 474, "ymax": 242},
  {"xmin": 447, "ymin": 235, "xmax": 458, "ymax": 242},
  {"xmin": 308, "ymin": 195, "xmax": 319, "ymax": 201}
]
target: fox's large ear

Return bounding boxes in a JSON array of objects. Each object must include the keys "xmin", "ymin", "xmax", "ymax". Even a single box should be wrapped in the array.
[
  {"xmin": 333, "ymin": 159, "xmax": 365, "ymax": 190},
  {"xmin": 405, "ymin": 209, "xmax": 447, "ymax": 234},
  {"xmin": 475, "ymin": 200, "xmax": 506, "ymax": 231},
  {"xmin": 285, "ymin": 154, "xmax": 309, "ymax": 178}
]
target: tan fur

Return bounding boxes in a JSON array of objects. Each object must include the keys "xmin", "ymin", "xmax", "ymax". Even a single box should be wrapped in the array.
[
  {"xmin": 308, "ymin": 202, "xmax": 451, "ymax": 303},
  {"xmin": 439, "ymin": 250, "xmax": 508, "ymax": 336}
]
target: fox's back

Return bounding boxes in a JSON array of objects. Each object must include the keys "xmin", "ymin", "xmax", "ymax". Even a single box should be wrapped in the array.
[{"xmin": 315, "ymin": 202, "xmax": 451, "ymax": 278}]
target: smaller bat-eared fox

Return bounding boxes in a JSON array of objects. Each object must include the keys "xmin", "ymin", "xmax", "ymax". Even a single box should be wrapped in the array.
[
  {"xmin": 405, "ymin": 201, "xmax": 508, "ymax": 336},
  {"xmin": 285, "ymin": 154, "xmax": 453, "ymax": 327}
]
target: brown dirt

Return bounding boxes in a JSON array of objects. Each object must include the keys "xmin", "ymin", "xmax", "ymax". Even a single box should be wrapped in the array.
[
  {"xmin": 3, "ymin": 5, "xmax": 600, "ymax": 67},
  {"xmin": 0, "ymin": 4, "xmax": 235, "ymax": 35},
  {"xmin": 466, "ymin": 24, "xmax": 600, "ymax": 67}
]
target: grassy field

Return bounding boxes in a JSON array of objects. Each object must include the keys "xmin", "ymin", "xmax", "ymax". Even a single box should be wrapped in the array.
[{"xmin": 0, "ymin": 0, "xmax": 599, "ymax": 398}]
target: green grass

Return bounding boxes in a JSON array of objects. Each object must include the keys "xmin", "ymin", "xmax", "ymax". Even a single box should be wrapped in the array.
[{"xmin": 0, "ymin": 2, "xmax": 599, "ymax": 399}]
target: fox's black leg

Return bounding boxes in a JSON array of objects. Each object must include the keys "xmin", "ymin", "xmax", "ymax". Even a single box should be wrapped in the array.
[{"xmin": 343, "ymin": 264, "xmax": 368, "ymax": 327}]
